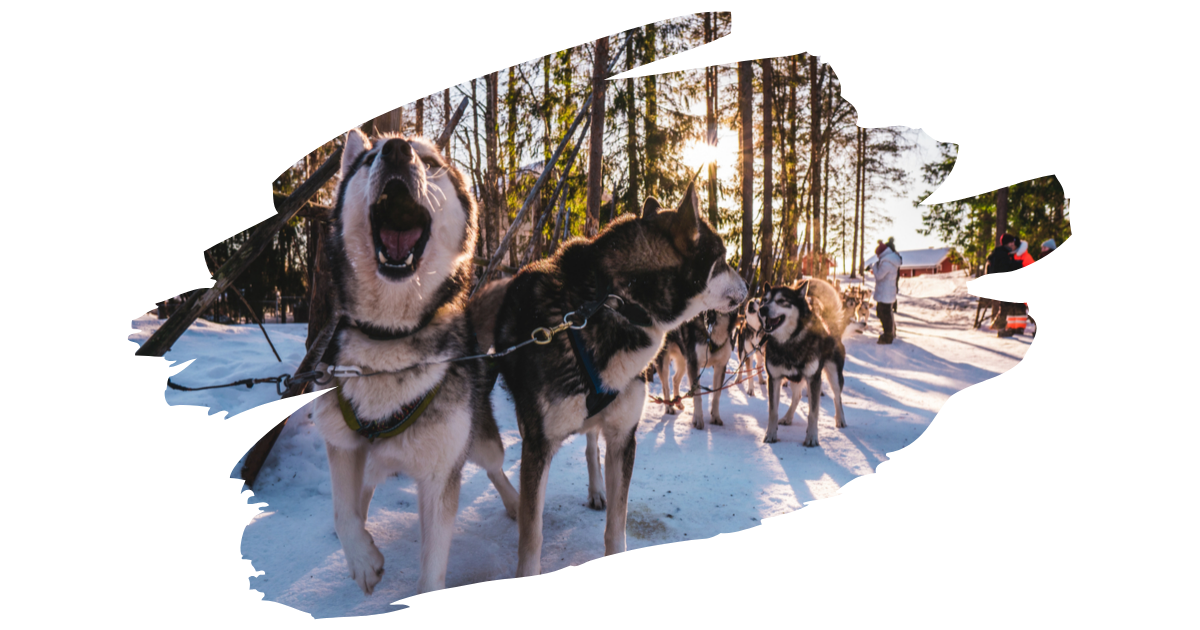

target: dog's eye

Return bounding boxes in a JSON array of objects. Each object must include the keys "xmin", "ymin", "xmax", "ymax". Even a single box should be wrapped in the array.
[
  {"xmin": 363, "ymin": 152, "xmax": 377, "ymax": 167},
  {"xmin": 421, "ymin": 157, "xmax": 440, "ymax": 170}
]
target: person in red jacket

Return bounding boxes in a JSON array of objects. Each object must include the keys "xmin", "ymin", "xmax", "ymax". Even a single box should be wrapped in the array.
[
  {"xmin": 1002, "ymin": 240, "xmax": 1035, "ymax": 337},
  {"xmin": 1014, "ymin": 240, "xmax": 1035, "ymax": 268}
]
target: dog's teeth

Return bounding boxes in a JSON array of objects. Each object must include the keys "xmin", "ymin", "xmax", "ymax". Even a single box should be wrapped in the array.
[
  {"xmin": 378, "ymin": 251, "xmax": 386, "ymax": 264},
  {"xmin": 405, "ymin": 252, "xmax": 413, "ymax": 265}
]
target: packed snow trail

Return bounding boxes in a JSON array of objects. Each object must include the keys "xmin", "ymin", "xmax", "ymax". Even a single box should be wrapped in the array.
[{"xmin": 130, "ymin": 271, "xmax": 1030, "ymax": 618}]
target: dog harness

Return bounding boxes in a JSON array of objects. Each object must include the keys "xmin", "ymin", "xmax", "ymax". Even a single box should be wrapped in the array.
[
  {"xmin": 561, "ymin": 282, "xmax": 652, "ymax": 418},
  {"xmin": 336, "ymin": 380, "xmax": 442, "ymax": 443}
]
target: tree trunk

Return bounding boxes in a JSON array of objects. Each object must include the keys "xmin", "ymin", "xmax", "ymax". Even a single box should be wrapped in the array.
[
  {"xmin": 759, "ymin": 58, "xmax": 774, "ymax": 288},
  {"xmin": 485, "ymin": 71, "xmax": 501, "ymax": 257},
  {"xmin": 506, "ymin": 66, "xmax": 518, "ymax": 175},
  {"xmin": 444, "ymin": 89, "xmax": 452, "ymax": 153},
  {"xmin": 995, "ymin": 186, "xmax": 1009, "ymax": 246},
  {"xmin": 415, "ymin": 98, "xmax": 424, "ymax": 137},
  {"xmin": 373, "ymin": 106, "xmax": 402, "ymax": 135},
  {"xmin": 624, "ymin": 30, "xmax": 639, "ymax": 216},
  {"xmin": 585, "ymin": 36, "xmax": 608, "ymax": 237},
  {"xmin": 822, "ymin": 133, "xmax": 829, "ymax": 263},
  {"xmin": 704, "ymin": 15, "xmax": 719, "ymax": 225},
  {"xmin": 809, "ymin": 54, "xmax": 823, "ymax": 278},
  {"xmin": 738, "ymin": 60, "xmax": 754, "ymax": 284},
  {"xmin": 643, "ymin": 23, "xmax": 659, "ymax": 198},
  {"xmin": 851, "ymin": 127, "xmax": 862, "ymax": 278}
]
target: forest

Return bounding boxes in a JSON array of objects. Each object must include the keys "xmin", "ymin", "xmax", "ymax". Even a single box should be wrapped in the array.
[{"xmin": 176, "ymin": 12, "xmax": 1068, "ymax": 325}]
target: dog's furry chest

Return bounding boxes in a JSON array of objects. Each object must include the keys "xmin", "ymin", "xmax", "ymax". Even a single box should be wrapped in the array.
[
  {"xmin": 765, "ymin": 333, "xmax": 831, "ymax": 381},
  {"xmin": 330, "ymin": 328, "xmax": 459, "ymax": 421}
]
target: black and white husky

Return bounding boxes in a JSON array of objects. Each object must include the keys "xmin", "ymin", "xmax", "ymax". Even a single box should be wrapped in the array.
[
  {"xmin": 655, "ymin": 310, "xmax": 737, "ymax": 429},
  {"xmin": 734, "ymin": 297, "xmax": 767, "ymax": 397},
  {"xmin": 486, "ymin": 183, "xmax": 746, "ymax": 577},
  {"xmin": 308, "ymin": 129, "xmax": 519, "ymax": 595},
  {"xmin": 759, "ymin": 281, "xmax": 848, "ymax": 446}
]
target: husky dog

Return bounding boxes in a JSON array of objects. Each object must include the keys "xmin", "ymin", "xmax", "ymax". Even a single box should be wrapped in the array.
[
  {"xmin": 759, "ymin": 281, "xmax": 847, "ymax": 446},
  {"xmin": 309, "ymin": 129, "xmax": 519, "ymax": 596},
  {"xmin": 487, "ymin": 183, "xmax": 746, "ymax": 577},
  {"xmin": 734, "ymin": 297, "xmax": 767, "ymax": 397},
  {"xmin": 655, "ymin": 310, "xmax": 737, "ymax": 429}
]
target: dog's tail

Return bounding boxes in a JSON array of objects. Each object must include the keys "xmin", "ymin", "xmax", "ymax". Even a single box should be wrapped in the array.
[{"xmin": 466, "ymin": 276, "xmax": 512, "ymax": 353}]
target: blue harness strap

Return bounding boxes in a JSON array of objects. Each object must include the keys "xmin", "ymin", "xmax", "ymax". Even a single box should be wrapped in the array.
[{"xmin": 566, "ymin": 327, "xmax": 620, "ymax": 417}]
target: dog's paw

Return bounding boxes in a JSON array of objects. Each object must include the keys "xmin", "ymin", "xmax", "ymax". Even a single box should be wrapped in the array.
[
  {"xmin": 587, "ymin": 489, "xmax": 607, "ymax": 511},
  {"xmin": 664, "ymin": 405, "xmax": 679, "ymax": 415},
  {"xmin": 710, "ymin": 414, "xmax": 723, "ymax": 426},
  {"xmin": 835, "ymin": 416, "xmax": 847, "ymax": 429},
  {"xmin": 344, "ymin": 537, "xmax": 385, "ymax": 595},
  {"xmin": 763, "ymin": 432, "xmax": 779, "ymax": 444},
  {"xmin": 802, "ymin": 434, "xmax": 820, "ymax": 448},
  {"xmin": 691, "ymin": 417, "xmax": 705, "ymax": 430},
  {"xmin": 780, "ymin": 414, "xmax": 794, "ymax": 426}
]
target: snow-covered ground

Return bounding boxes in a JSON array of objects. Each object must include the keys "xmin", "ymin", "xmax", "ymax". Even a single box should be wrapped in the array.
[{"xmin": 130, "ymin": 271, "xmax": 1030, "ymax": 619}]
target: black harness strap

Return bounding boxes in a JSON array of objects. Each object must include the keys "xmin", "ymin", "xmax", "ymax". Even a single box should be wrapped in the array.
[
  {"xmin": 559, "ymin": 281, "xmax": 650, "ymax": 418},
  {"xmin": 566, "ymin": 327, "xmax": 620, "ymax": 417}
]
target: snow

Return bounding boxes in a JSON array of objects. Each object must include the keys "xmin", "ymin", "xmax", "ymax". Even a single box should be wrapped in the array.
[
  {"xmin": 864, "ymin": 247, "xmax": 952, "ymax": 270},
  {"xmin": 130, "ymin": 270, "xmax": 1028, "ymax": 619}
]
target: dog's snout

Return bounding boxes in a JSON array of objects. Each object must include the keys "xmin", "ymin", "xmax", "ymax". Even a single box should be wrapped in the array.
[{"xmin": 380, "ymin": 138, "xmax": 413, "ymax": 166}]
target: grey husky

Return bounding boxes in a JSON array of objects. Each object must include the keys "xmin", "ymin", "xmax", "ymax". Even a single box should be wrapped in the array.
[
  {"xmin": 655, "ymin": 309, "xmax": 737, "ymax": 429},
  {"xmin": 307, "ymin": 129, "xmax": 519, "ymax": 595},
  {"xmin": 481, "ymin": 183, "xmax": 747, "ymax": 577},
  {"xmin": 759, "ymin": 280, "xmax": 848, "ymax": 446}
]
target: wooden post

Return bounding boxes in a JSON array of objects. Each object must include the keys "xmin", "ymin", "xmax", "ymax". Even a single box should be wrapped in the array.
[
  {"xmin": 239, "ymin": 313, "xmax": 340, "ymax": 489},
  {"xmin": 136, "ymin": 146, "xmax": 342, "ymax": 358}
]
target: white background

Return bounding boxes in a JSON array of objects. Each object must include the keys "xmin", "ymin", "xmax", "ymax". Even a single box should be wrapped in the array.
[{"xmin": 2, "ymin": 0, "xmax": 1195, "ymax": 627}]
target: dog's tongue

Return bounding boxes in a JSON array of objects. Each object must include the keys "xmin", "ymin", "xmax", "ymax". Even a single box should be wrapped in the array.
[{"xmin": 380, "ymin": 227, "xmax": 422, "ymax": 261}]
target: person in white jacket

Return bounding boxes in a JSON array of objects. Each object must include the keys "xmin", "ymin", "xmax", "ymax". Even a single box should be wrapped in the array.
[{"xmin": 870, "ymin": 238, "xmax": 902, "ymax": 344}]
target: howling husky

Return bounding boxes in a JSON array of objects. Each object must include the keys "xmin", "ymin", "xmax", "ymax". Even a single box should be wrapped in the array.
[
  {"xmin": 759, "ymin": 280, "xmax": 848, "ymax": 446},
  {"xmin": 483, "ymin": 183, "xmax": 746, "ymax": 577},
  {"xmin": 308, "ymin": 129, "xmax": 519, "ymax": 595}
]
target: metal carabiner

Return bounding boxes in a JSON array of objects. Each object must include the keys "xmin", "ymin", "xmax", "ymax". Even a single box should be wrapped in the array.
[
  {"xmin": 563, "ymin": 311, "xmax": 588, "ymax": 330},
  {"xmin": 532, "ymin": 327, "xmax": 554, "ymax": 344}
]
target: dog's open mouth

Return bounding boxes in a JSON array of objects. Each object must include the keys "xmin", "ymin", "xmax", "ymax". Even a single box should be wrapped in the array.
[
  {"xmin": 764, "ymin": 315, "xmax": 786, "ymax": 333},
  {"xmin": 370, "ymin": 178, "xmax": 431, "ymax": 280}
]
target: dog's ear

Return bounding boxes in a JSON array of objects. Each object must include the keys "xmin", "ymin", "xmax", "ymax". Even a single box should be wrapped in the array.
[
  {"xmin": 341, "ymin": 128, "xmax": 370, "ymax": 179},
  {"xmin": 797, "ymin": 281, "xmax": 809, "ymax": 301},
  {"xmin": 670, "ymin": 181, "xmax": 701, "ymax": 247},
  {"xmin": 640, "ymin": 197, "xmax": 662, "ymax": 220}
]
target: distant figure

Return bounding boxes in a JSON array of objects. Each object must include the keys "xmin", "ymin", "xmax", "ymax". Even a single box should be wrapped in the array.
[
  {"xmin": 1014, "ymin": 240, "xmax": 1035, "ymax": 268},
  {"xmin": 870, "ymin": 239, "xmax": 902, "ymax": 344},
  {"xmin": 986, "ymin": 233, "xmax": 1024, "ymax": 337},
  {"xmin": 1041, "ymin": 239, "xmax": 1057, "ymax": 257}
]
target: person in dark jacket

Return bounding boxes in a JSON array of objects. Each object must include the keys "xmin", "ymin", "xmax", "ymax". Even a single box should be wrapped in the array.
[{"xmin": 986, "ymin": 234, "xmax": 1024, "ymax": 337}]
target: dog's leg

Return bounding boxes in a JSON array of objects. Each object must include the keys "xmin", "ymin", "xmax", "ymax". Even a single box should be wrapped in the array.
[
  {"xmin": 601, "ymin": 385, "xmax": 644, "ymax": 556},
  {"xmin": 781, "ymin": 378, "xmax": 803, "ymax": 426},
  {"xmin": 468, "ymin": 426, "xmax": 520, "ymax": 520},
  {"xmin": 742, "ymin": 342, "xmax": 756, "ymax": 398},
  {"xmin": 585, "ymin": 427, "xmax": 606, "ymax": 510},
  {"xmin": 326, "ymin": 442, "xmax": 384, "ymax": 595},
  {"xmin": 710, "ymin": 349, "xmax": 727, "ymax": 426},
  {"xmin": 824, "ymin": 361, "xmax": 847, "ymax": 429},
  {"xmin": 667, "ymin": 357, "xmax": 686, "ymax": 412},
  {"xmin": 803, "ymin": 376, "xmax": 822, "ymax": 447},
  {"xmin": 688, "ymin": 349, "xmax": 705, "ymax": 430},
  {"xmin": 757, "ymin": 348, "xmax": 767, "ymax": 385},
  {"xmin": 764, "ymin": 373, "xmax": 782, "ymax": 443},
  {"xmin": 659, "ymin": 353, "xmax": 678, "ymax": 415},
  {"xmin": 415, "ymin": 467, "xmax": 462, "ymax": 593},
  {"xmin": 516, "ymin": 432, "xmax": 556, "ymax": 578}
]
